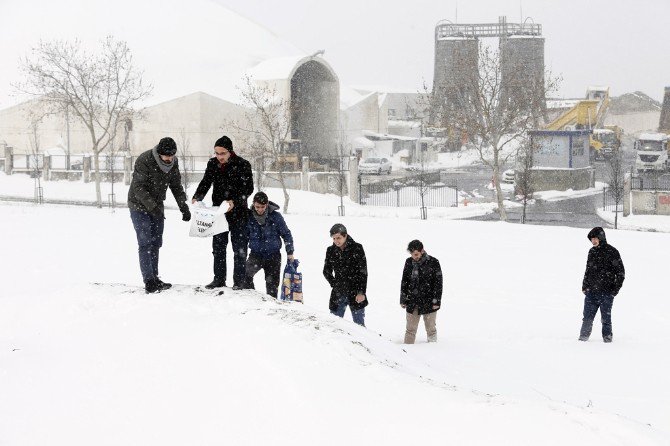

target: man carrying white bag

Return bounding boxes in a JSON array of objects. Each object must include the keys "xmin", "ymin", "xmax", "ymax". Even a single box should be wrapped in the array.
[{"xmin": 188, "ymin": 202, "xmax": 229, "ymax": 238}]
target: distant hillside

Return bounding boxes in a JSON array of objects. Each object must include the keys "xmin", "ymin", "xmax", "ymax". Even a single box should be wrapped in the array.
[{"xmin": 609, "ymin": 91, "xmax": 662, "ymax": 114}]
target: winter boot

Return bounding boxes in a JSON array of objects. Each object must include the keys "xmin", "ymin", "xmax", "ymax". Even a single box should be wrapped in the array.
[
  {"xmin": 427, "ymin": 334, "xmax": 438, "ymax": 343},
  {"xmin": 232, "ymin": 284, "xmax": 244, "ymax": 291},
  {"xmin": 603, "ymin": 335, "xmax": 613, "ymax": 343},
  {"xmin": 145, "ymin": 279, "xmax": 161, "ymax": 294},
  {"xmin": 205, "ymin": 278, "xmax": 226, "ymax": 289},
  {"xmin": 579, "ymin": 321, "xmax": 593, "ymax": 341},
  {"xmin": 157, "ymin": 279, "xmax": 172, "ymax": 291}
]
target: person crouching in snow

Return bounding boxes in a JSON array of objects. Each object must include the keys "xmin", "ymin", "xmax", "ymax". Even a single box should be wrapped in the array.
[
  {"xmin": 580, "ymin": 227, "xmax": 625, "ymax": 343},
  {"xmin": 243, "ymin": 192, "xmax": 294, "ymax": 298},
  {"xmin": 400, "ymin": 240, "xmax": 443, "ymax": 343},
  {"xmin": 323, "ymin": 223, "xmax": 368, "ymax": 326}
]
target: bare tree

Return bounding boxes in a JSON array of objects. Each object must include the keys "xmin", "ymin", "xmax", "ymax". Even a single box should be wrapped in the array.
[
  {"xmin": 177, "ymin": 128, "xmax": 194, "ymax": 195},
  {"xmin": 230, "ymin": 75, "xmax": 292, "ymax": 212},
  {"xmin": 27, "ymin": 113, "xmax": 44, "ymax": 204},
  {"xmin": 438, "ymin": 44, "xmax": 558, "ymax": 221},
  {"xmin": 515, "ymin": 137, "xmax": 537, "ymax": 224},
  {"xmin": 333, "ymin": 130, "xmax": 349, "ymax": 216},
  {"xmin": 606, "ymin": 149, "xmax": 626, "ymax": 229},
  {"xmin": 17, "ymin": 36, "xmax": 151, "ymax": 208}
]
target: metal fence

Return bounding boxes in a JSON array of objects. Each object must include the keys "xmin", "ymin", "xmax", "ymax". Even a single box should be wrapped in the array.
[
  {"xmin": 359, "ymin": 174, "xmax": 458, "ymax": 207},
  {"xmin": 631, "ymin": 174, "xmax": 670, "ymax": 191},
  {"xmin": 602, "ymin": 186, "xmax": 624, "ymax": 212}
]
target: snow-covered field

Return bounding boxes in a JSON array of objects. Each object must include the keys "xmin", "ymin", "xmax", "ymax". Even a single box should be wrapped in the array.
[{"xmin": 1, "ymin": 192, "xmax": 668, "ymax": 445}]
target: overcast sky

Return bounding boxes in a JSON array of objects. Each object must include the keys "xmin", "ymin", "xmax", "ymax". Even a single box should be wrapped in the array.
[
  {"xmin": 1, "ymin": 0, "xmax": 668, "ymax": 108},
  {"xmin": 217, "ymin": 0, "xmax": 670, "ymax": 101}
]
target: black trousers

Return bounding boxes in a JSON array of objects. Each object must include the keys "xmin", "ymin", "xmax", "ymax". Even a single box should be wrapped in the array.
[
  {"xmin": 244, "ymin": 252, "xmax": 282, "ymax": 298},
  {"xmin": 580, "ymin": 292, "xmax": 614, "ymax": 339},
  {"xmin": 212, "ymin": 216, "xmax": 249, "ymax": 287}
]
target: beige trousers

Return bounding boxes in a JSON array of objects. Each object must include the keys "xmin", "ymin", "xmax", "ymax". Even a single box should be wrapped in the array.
[{"xmin": 404, "ymin": 308, "xmax": 437, "ymax": 344}]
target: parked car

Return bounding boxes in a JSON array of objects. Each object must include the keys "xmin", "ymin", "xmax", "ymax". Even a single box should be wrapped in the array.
[
  {"xmin": 358, "ymin": 157, "xmax": 392, "ymax": 175},
  {"xmin": 502, "ymin": 169, "xmax": 515, "ymax": 184}
]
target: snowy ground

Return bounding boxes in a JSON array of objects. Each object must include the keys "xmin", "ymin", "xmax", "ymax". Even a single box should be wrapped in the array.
[
  {"xmin": 597, "ymin": 207, "xmax": 670, "ymax": 233},
  {"xmin": 0, "ymin": 171, "xmax": 497, "ymax": 219},
  {"xmin": 1, "ymin": 195, "xmax": 669, "ymax": 445}
]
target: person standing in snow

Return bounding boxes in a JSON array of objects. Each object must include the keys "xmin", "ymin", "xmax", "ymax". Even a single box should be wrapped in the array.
[
  {"xmin": 192, "ymin": 136, "xmax": 254, "ymax": 290},
  {"xmin": 323, "ymin": 223, "xmax": 368, "ymax": 326},
  {"xmin": 400, "ymin": 240, "xmax": 443, "ymax": 344},
  {"xmin": 243, "ymin": 192, "xmax": 295, "ymax": 298},
  {"xmin": 580, "ymin": 227, "xmax": 625, "ymax": 343},
  {"xmin": 128, "ymin": 137, "xmax": 191, "ymax": 293}
]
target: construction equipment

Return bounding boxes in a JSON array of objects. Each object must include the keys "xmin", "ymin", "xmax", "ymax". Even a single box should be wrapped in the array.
[{"xmin": 543, "ymin": 87, "xmax": 620, "ymax": 161}]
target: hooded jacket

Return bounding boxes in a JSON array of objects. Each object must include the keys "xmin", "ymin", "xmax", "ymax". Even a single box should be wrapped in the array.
[
  {"xmin": 192, "ymin": 153, "xmax": 253, "ymax": 223},
  {"xmin": 400, "ymin": 252, "xmax": 443, "ymax": 314},
  {"xmin": 582, "ymin": 227, "xmax": 625, "ymax": 296},
  {"xmin": 127, "ymin": 148, "xmax": 188, "ymax": 216},
  {"xmin": 323, "ymin": 235, "xmax": 368, "ymax": 311},
  {"xmin": 246, "ymin": 201, "xmax": 294, "ymax": 258}
]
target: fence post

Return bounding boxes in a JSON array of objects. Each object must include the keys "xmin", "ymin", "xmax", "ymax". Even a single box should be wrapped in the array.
[
  {"xmin": 301, "ymin": 156, "xmax": 310, "ymax": 191},
  {"xmin": 4, "ymin": 145, "xmax": 13, "ymax": 175},
  {"xmin": 124, "ymin": 155, "xmax": 133, "ymax": 186},
  {"xmin": 83, "ymin": 155, "xmax": 91, "ymax": 183},
  {"xmin": 623, "ymin": 172, "xmax": 631, "ymax": 217},
  {"xmin": 43, "ymin": 154, "xmax": 51, "ymax": 181},
  {"xmin": 349, "ymin": 156, "xmax": 359, "ymax": 204}
]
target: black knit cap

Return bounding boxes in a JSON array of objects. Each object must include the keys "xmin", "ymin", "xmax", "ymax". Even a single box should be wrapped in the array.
[
  {"xmin": 215, "ymin": 135, "xmax": 233, "ymax": 151},
  {"xmin": 156, "ymin": 137, "xmax": 177, "ymax": 156},
  {"xmin": 329, "ymin": 223, "xmax": 347, "ymax": 236}
]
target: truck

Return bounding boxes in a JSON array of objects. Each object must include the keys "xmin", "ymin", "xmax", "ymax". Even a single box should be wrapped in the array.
[
  {"xmin": 634, "ymin": 132, "xmax": 670, "ymax": 172},
  {"xmin": 591, "ymin": 126, "xmax": 622, "ymax": 161}
]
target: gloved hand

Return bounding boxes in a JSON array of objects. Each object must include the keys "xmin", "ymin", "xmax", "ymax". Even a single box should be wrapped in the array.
[{"xmin": 181, "ymin": 207, "xmax": 191, "ymax": 222}]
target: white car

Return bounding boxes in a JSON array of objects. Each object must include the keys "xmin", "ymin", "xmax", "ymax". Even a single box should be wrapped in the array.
[{"xmin": 358, "ymin": 157, "xmax": 392, "ymax": 175}]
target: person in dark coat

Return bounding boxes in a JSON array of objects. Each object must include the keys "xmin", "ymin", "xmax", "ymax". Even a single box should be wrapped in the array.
[
  {"xmin": 400, "ymin": 240, "xmax": 443, "ymax": 344},
  {"xmin": 127, "ymin": 137, "xmax": 191, "ymax": 293},
  {"xmin": 580, "ymin": 227, "xmax": 625, "ymax": 342},
  {"xmin": 192, "ymin": 136, "xmax": 254, "ymax": 289},
  {"xmin": 323, "ymin": 223, "xmax": 368, "ymax": 326},
  {"xmin": 244, "ymin": 192, "xmax": 294, "ymax": 298}
]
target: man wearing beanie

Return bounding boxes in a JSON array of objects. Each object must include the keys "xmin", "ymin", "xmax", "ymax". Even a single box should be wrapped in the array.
[
  {"xmin": 128, "ymin": 137, "xmax": 191, "ymax": 293},
  {"xmin": 192, "ymin": 135, "xmax": 254, "ymax": 289},
  {"xmin": 323, "ymin": 223, "xmax": 368, "ymax": 326},
  {"xmin": 580, "ymin": 227, "xmax": 625, "ymax": 343}
]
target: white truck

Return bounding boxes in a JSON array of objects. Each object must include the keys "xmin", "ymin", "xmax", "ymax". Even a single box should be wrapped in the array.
[{"xmin": 635, "ymin": 133, "xmax": 670, "ymax": 172}]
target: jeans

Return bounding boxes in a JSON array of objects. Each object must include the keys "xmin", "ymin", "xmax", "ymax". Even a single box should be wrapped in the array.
[
  {"xmin": 212, "ymin": 216, "xmax": 249, "ymax": 286},
  {"xmin": 331, "ymin": 295, "xmax": 365, "ymax": 326},
  {"xmin": 244, "ymin": 252, "xmax": 282, "ymax": 298},
  {"xmin": 130, "ymin": 210, "xmax": 164, "ymax": 284},
  {"xmin": 580, "ymin": 291, "xmax": 614, "ymax": 339}
]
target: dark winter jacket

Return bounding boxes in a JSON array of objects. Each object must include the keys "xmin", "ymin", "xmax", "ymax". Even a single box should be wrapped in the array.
[
  {"xmin": 192, "ymin": 153, "xmax": 254, "ymax": 223},
  {"xmin": 400, "ymin": 253, "xmax": 443, "ymax": 315},
  {"xmin": 323, "ymin": 235, "xmax": 368, "ymax": 311},
  {"xmin": 582, "ymin": 228, "xmax": 625, "ymax": 296},
  {"xmin": 247, "ymin": 201, "xmax": 294, "ymax": 258},
  {"xmin": 127, "ymin": 148, "xmax": 188, "ymax": 216}
]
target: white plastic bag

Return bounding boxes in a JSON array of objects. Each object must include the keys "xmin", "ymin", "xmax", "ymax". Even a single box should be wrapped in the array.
[{"xmin": 188, "ymin": 203, "xmax": 229, "ymax": 237}]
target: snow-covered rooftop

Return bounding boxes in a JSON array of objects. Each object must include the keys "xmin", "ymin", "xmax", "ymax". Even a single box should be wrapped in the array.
[{"xmin": 637, "ymin": 132, "xmax": 669, "ymax": 141}]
